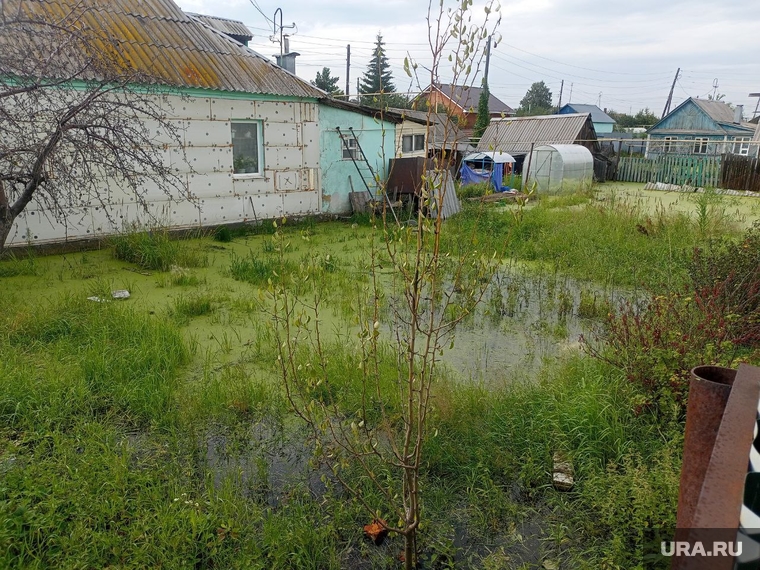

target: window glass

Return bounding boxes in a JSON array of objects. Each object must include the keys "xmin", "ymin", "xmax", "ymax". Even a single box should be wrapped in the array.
[
  {"xmin": 232, "ymin": 122, "xmax": 261, "ymax": 174},
  {"xmin": 693, "ymin": 138, "xmax": 708, "ymax": 154},
  {"xmin": 342, "ymin": 138, "xmax": 358, "ymax": 159},
  {"xmin": 413, "ymin": 134, "xmax": 425, "ymax": 151},
  {"xmin": 733, "ymin": 137, "xmax": 751, "ymax": 156},
  {"xmin": 402, "ymin": 135, "xmax": 413, "ymax": 153}
]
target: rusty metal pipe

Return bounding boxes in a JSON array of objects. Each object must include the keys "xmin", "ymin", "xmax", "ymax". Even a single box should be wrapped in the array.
[
  {"xmin": 675, "ymin": 365, "xmax": 736, "ymax": 530},
  {"xmin": 672, "ymin": 364, "xmax": 760, "ymax": 570}
]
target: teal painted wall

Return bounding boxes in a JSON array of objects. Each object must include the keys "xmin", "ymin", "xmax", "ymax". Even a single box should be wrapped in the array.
[
  {"xmin": 595, "ymin": 122, "xmax": 614, "ymax": 134},
  {"xmin": 318, "ymin": 104, "xmax": 396, "ymax": 214}
]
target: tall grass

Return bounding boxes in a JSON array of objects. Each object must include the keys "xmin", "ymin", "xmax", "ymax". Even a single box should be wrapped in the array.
[
  {"xmin": 446, "ymin": 189, "xmax": 736, "ymax": 289},
  {"xmin": 0, "ymin": 250, "xmax": 40, "ymax": 277},
  {"xmin": 111, "ymin": 228, "xmax": 208, "ymax": 271},
  {"xmin": 1, "ymin": 296, "xmax": 189, "ymax": 429}
]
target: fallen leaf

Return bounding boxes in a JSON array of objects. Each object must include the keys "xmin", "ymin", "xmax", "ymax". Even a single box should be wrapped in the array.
[{"xmin": 363, "ymin": 519, "xmax": 388, "ymax": 545}]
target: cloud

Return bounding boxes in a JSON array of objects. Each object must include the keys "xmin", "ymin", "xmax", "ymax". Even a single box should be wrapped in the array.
[{"xmin": 175, "ymin": 0, "xmax": 760, "ymax": 112}]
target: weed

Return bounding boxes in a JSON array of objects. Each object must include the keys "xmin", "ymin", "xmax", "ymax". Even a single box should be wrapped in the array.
[
  {"xmin": 214, "ymin": 225, "xmax": 234, "ymax": 243},
  {"xmin": 0, "ymin": 250, "xmax": 39, "ymax": 277},
  {"xmin": 229, "ymin": 253, "xmax": 284, "ymax": 287},
  {"xmin": 457, "ymin": 181, "xmax": 492, "ymax": 199},
  {"xmin": 577, "ymin": 289, "xmax": 612, "ymax": 319},
  {"xmin": 170, "ymin": 292, "xmax": 217, "ymax": 323},
  {"xmin": 111, "ymin": 227, "xmax": 208, "ymax": 271}
]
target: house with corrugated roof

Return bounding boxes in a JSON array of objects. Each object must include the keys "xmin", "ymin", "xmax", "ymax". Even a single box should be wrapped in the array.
[
  {"xmin": 476, "ymin": 113, "xmax": 598, "ymax": 173},
  {"xmin": 558, "ymin": 104, "xmax": 616, "ymax": 134},
  {"xmin": 646, "ymin": 98, "xmax": 757, "ymax": 158},
  {"xmin": 414, "ymin": 83, "xmax": 515, "ymax": 133},
  {"xmin": 4, "ymin": 0, "xmax": 328, "ymax": 248}
]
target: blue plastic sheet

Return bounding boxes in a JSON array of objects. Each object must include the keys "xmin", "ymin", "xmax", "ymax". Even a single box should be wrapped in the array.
[{"xmin": 459, "ymin": 162, "xmax": 511, "ymax": 193}]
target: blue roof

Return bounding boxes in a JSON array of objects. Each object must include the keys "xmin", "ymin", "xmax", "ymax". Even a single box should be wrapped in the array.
[{"xmin": 559, "ymin": 104, "xmax": 615, "ymax": 124}]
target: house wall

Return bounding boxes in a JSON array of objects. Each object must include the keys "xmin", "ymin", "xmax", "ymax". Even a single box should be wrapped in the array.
[
  {"xmin": 7, "ymin": 90, "xmax": 321, "ymax": 248},
  {"xmin": 395, "ymin": 120, "xmax": 428, "ymax": 158},
  {"xmin": 646, "ymin": 99, "xmax": 755, "ymax": 157},
  {"xmin": 424, "ymin": 90, "xmax": 465, "ymax": 122},
  {"xmin": 318, "ymin": 104, "xmax": 396, "ymax": 214},
  {"xmin": 594, "ymin": 122, "xmax": 614, "ymax": 134}
]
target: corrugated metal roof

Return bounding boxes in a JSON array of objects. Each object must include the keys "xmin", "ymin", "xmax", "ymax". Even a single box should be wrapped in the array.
[
  {"xmin": 477, "ymin": 113, "xmax": 593, "ymax": 155},
  {"xmin": 187, "ymin": 13, "xmax": 253, "ymax": 42},
  {"xmin": 1, "ymin": 0, "xmax": 323, "ymax": 98},
  {"xmin": 559, "ymin": 103, "xmax": 615, "ymax": 124}
]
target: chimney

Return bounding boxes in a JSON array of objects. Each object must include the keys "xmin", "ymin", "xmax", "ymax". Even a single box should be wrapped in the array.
[
  {"xmin": 274, "ymin": 37, "xmax": 299, "ymax": 74},
  {"xmin": 734, "ymin": 105, "xmax": 744, "ymax": 124}
]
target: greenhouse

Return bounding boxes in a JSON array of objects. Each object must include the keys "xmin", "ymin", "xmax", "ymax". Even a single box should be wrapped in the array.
[{"xmin": 524, "ymin": 144, "xmax": 593, "ymax": 192}]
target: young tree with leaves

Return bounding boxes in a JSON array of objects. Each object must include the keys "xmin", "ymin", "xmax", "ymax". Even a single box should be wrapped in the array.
[
  {"xmin": 270, "ymin": 4, "xmax": 502, "ymax": 569},
  {"xmin": 311, "ymin": 67, "xmax": 343, "ymax": 97},
  {"xmin": 359, "ymin": 33, "xmax": 396, "ymax": 108},
  {"xmin": 517, "ymin": 80, "xmax": 553, "ymax": 116}
]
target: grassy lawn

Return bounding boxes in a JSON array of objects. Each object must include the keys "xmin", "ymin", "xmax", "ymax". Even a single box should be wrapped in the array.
[{"xmin": 1, "ymin": 184, "xmax": 758, "ymax": 568}]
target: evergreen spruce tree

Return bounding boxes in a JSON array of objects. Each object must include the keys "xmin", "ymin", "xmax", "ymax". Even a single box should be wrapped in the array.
[
  {"xmin": 473, "ymin": 82, "xmax": 491, "ymax": 140},
  {"xmin": 359, "ymin": 33, "xmax": 396, "ymax": 108},
  {"xmin": 311, "ymin": 67, "xmax": 343, "ymax": 97}
]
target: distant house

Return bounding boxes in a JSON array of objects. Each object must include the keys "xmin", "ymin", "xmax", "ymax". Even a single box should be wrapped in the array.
[
  {"xmin": 558, "ymin": 104, "xmax": 615, "ymax": 134},
  {"xmin": 646, "ymin": 98, "xmax": 757, "ymax": 158},
  {"xmin": 415, "ymin": 83, "xmax": 515, "ymax": 132},
  {"xmin": 6, "ymin": 0, "xmax": 325, "ymax": 249},
  {"xmin": 476, "ymin": 113, "xmax": 598, "ymax": 173},
  {"xmin": 388, "ymin": 108, "xmax": 473, "ymax": 160}
]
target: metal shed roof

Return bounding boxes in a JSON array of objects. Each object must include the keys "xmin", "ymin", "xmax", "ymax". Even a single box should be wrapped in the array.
[
  {"xmin": 1, "ymin": 0, "xmax": 324, "ymax": 98},
  {"xmin": 477, "ymin": 113, "xmax": 594, "ymax": 155},
  {"xmin": 559, "ymin": 104, "xmax": 615, "ymax": 124}
]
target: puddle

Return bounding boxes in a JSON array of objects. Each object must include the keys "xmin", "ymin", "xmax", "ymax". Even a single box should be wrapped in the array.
[
  {"xmin": 202, "ymin": 419, "xmax": 329, "ymax": 506},
  {"xmin": 387, "ymin": 264, "xmax": 638, "ymax": 385}
]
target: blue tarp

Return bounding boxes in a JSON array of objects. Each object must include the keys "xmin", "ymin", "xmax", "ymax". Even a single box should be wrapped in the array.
[{"xmin": 459, "ymin": 162, "xmax": 511, "ymax": 193}]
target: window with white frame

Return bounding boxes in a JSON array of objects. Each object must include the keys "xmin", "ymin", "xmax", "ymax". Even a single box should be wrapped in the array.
[
  {"xmin": 693, "ymin": 137, "xmax": 709, "ymax": 154},
  {"xmin": 402, "ymin": 134, "xmax": 426, "ymax": 153},
  {"xmin": 342, "ymin": 137, "xmax": 358, "ymax": 160},
  {"xmin": 231, "ymin": 121, "xmax": 263, "ymax": 175},
  {"xmin": 733, "ymin": 137, "xmax": 751, "ymax": 156},
  {"xmin": 663, "ymin": 136, "xmax": 675, "ymax": 153}
]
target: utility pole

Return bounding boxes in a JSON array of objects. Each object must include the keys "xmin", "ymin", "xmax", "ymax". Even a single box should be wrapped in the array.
[
  {"xmin": 662, "ymin": 67, "xmax": 680, "ymax": 119},
  {"xmin": 483, "ymin": 35, "xmax": 491, "ymax": 85},
  {"xmin": 750, "ymin": 92, "xmax": 760, "ymax": 119},
  {"xmin": 557, "ymin": 79, "xmax": 564, "ymax": 112},
  {"xmin": 345, "ymin": 44, "xmax": 351, "ymax": 100}
]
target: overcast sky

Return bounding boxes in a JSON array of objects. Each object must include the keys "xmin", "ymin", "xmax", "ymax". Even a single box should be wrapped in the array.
[{"xmin": 175, "ymin": 0, "xmax": 760, "ymax": 120}]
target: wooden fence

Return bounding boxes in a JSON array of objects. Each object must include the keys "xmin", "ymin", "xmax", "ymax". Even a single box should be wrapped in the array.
[
  {"xmin": 721, "ymin": 155, "xmax": 760, "ymax": 193},
  {"xmin": 616, "ymin": 155, "xmax": 722, "ymax": 188}
]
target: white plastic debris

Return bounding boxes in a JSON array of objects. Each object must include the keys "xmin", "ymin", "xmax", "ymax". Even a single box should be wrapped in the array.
[
  {"xmin": 553, "ymin": 451, "xmax": 574, "ymax": 491},
  {"xmin": 87, "ymin": 290, "xmax": 130, "ymax": 302}
]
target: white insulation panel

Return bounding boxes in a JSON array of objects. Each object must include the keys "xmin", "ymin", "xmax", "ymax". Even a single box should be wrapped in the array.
[{"xmin": 6, "ymin": 93, "xmax": 322, "ymax": 249}]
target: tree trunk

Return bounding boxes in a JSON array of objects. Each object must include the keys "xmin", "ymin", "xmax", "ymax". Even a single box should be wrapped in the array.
[{"xmin": 0, "ymin": 181, "xmax": 15, "ymax": 254}]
